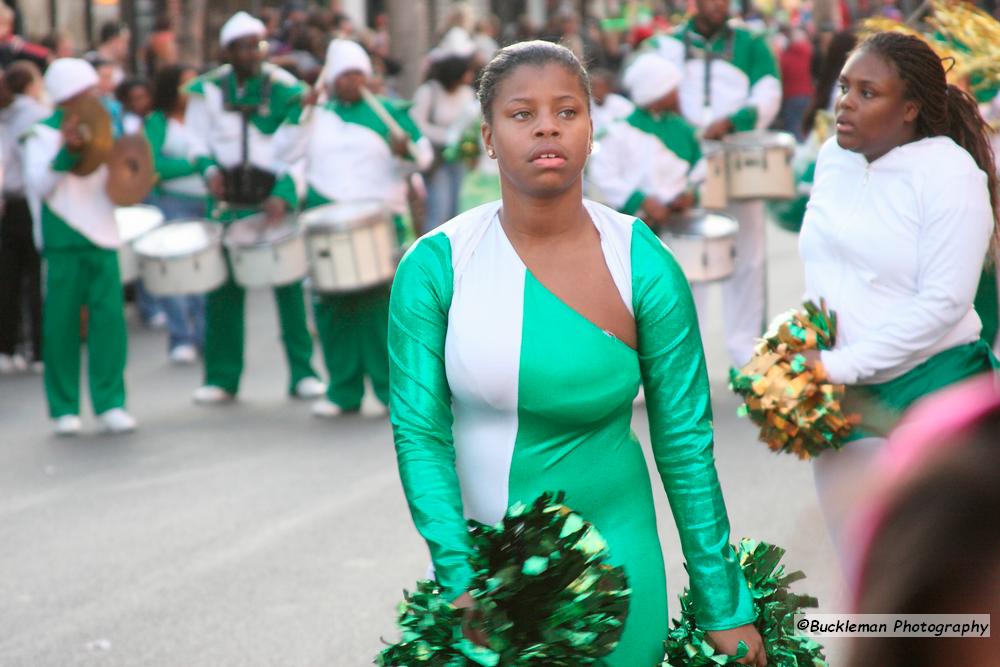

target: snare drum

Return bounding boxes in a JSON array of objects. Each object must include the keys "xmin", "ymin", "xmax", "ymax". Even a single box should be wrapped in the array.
[
  {"xmin": 658, "ymin": 209, "xmax": 739, "ymax": 283},
  {"xmin": 298, "ymin": 201, "xmax": 398, "ymax": 293},
  {"xmin": 723, "ymin": 131, "xmax": 796, "ymax": 200},
  {"xmin": 223, "ymin": 214, "xmax": 308, "ymax": 288},
  {"xmin": 115, "ymin": 205, "xmax": 164, "ymax": 283},
  {"xmin": 133, "ymin": 220, "xmax": 227, "ymax": 296},
  {"xmin": 699, "ymin": 141, "xmax": 728, "ymax": 210}
]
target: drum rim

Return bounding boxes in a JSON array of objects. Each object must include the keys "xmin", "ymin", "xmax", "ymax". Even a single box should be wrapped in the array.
[
  {"xmin": 722, "ymin": 130, "xmax": 797, "ymax": 149},
  {"xmin": 223, "ymin": 215, "xmax": 303, "ymax": 248},
  {"xmin": 659, "ymin": 210, "xmax": 740, "ymax": 240},
  {"xmin": 133, "ymin": 219, "xmax": 222, "ymax": 258},
  {"xmin": 298, "ymin": 200, "xmax": 391, "ymax": 232},
  {"xmin": 115, "ymin": 204, "xmax": 165, "ymax": 238}
]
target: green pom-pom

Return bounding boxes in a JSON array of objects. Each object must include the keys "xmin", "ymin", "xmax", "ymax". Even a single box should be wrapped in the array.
[
  {"xmin": 376, "ymin": 493, "xmax": 630, "ymax": 666},
  {"xmin": 466, "ymin": 492, "xmax": 630, "ymax": 664},
  {"xmin": 660, "ymin": 539, "xmax": 828, "ymax": 667}
]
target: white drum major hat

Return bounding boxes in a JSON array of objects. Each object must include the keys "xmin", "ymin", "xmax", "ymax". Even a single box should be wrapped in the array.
[
  {"xmin": 220, "ymin": 11, "xmax": 266, "ymax": 48},
  {"xmin": 323, "ymin": 39, "xmax": 373, "ymax": 84},
  {"xmin": 44, "ymin": 58, "xmax": 99, "ymax": 104},
  {"xmin": 623, "ymin": 53, "xmax": 682, "ymax": 108}
]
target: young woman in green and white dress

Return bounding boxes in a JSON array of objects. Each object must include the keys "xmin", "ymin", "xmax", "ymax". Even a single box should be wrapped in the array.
[{"xmin": 388, "ymin": 41, "xmax": 767, "ymax": 667}]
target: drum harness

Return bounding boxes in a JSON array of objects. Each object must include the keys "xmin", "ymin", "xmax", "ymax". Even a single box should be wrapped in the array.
[
  {"xmin": 221, "ymin": 66, "xmax": 278, "ymax": 208},
  {"xmin": 682, "ymin": 25, "xmax": 735, "ymax": 126}
]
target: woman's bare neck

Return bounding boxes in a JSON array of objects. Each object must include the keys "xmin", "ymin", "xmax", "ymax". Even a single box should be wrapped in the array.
[{"xmin": 499, "ymin": 183, "xmax": 589, "ymax": 248}]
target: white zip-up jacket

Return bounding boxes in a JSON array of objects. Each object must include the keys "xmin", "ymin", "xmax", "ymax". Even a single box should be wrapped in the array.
[{"xmin": 800, "ymin": 136, "xmax": 993, "ymax": 384}]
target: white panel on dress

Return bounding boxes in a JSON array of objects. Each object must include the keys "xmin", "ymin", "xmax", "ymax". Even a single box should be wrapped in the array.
[
  {"xmin": 441, "ymin": 201, "xmax": 524, "ymax": 525},
  {"xmin": 585, "ymin": 200, "xmax": 635, "ymax": 316},
  {"xmin": 439, "ymin": 200, "xmax": 636, "ymax": 525}
]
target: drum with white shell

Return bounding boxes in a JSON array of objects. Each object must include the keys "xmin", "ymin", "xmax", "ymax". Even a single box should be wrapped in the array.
[
  {"xmin": 133, "ymin": 220, "xmax": 227, "ymax": 295},
  {"xmin": 722, "ymin": 131, "xmax": 796, "ymax": 200},
  {"xmin": 658, "ymin": 209, "xmax": 739, "ymax": 283},
  {"xmin": 298, "ymin": 201, "xmax": 398, "ymax": 293},
  {"xmin": 115, "ymin": 205, "xmax": 164, "ymax": 283},
  {"xmin": 223, "ymin": 214, "xmax": 308, "ymax": 288}
]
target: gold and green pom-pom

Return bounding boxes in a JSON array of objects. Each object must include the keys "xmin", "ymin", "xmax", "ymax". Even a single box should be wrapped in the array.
[
  {"xmin": 375, "ymin": 492, "xmax": 630, "ymax": 666},
  {"xmin": 660, "ymin": 539, "xmax": 828, "ymax": 667},
  {"xmin": 729, "ymin": 299, "xmax": 857, "ymax": 459}
]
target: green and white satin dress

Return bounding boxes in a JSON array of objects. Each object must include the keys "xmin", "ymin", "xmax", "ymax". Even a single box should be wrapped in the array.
[{"xmin": 388, "ymin": 200, "xmax": 755, "ymax": 666}]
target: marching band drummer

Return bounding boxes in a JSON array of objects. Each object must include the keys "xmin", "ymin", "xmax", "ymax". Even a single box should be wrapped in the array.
[
  {"xmin": 271, "ymin": 39, "xmax": 433, "ymax": 418},
  {"xmin": 652, "ymin": 0, "xmax": 782, "ymax": 368},
  {"xmin": 22, "ymin": 58, "xmax": 136, "ymax": 435},
  {"xmin": 587, "ymin": 53, "xmax": 700, "ymax": 228},
  {"xmin": 183, "ymin": 11, "xmax": 325, "ymax": 405}
]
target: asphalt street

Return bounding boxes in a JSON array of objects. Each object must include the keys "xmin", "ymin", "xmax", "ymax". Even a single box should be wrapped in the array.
[{"xmin": 0, "ymin": 223, "xmax": 850, "ymax": 666}]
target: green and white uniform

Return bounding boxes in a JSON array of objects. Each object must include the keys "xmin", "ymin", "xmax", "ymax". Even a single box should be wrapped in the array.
[
  {"xmin": 654, "ymin": 20, "xmax": 782, "ymax": 367},
  {"xmin": 389, "ymin": 200, "xmax": 755, "ymax": 666},
  {"xmin": 272, "ymin": 95, "xmax": 432, "ymax": 409},
  {"xmin": 183, "ymin": 64, "xmax": 321, "ymax": 395},
  {"xmin": 23, "ymin": 108, "xmax": 128, "ymax": 417},
  {"xmin": 143, "ymin": 109, "xmax": 209, "ymax": 206},
  {"xmin": 587, "ymin": 107, "xmax": 702, "ymax": 216}
]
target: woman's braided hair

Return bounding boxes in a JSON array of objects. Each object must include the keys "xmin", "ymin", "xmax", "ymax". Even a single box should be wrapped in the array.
[{"xmin": 860, "ymin": 31, "xmax": 999, "ymax": 258}]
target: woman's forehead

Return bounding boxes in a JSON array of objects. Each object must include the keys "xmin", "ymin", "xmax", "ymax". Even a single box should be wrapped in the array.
[
  {"xmin": 494, "ymin": 63, "xmax": 585, "ymax": 101},
  {"xmin": 843, "ymin": 49, "xmax": 898, "ymax": 82}
]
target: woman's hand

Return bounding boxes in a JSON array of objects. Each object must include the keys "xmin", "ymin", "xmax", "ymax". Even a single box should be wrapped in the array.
[
  {"xmin": 798, "ymin": 348, "xmax": 822, "ymax": 368},
  {"xmin": 702, "ymin": 117, "xmax": 734, "ymax": 141},
  {"xmin": 452, "ymin": 592, "xmax": 490, "ymax": 648},
  {"xmin": 263, "ymin": 196, "xmax": 288, "ymax": 225},
  {"xmin": 668, "ymin": 191, "xmax": 696, "ymax": 214},
  {"xmin": 61, "ymin": 114, "xmax": 86, "ymax": 152},
  {"xmin": 206, "ymin": 169, "xmax": 225, "ymax": 199},
  {"xmin": 707, "ymin": 624, "xmax": 768, "ymax": 666},
  {"xmin": 641, "ymin": 197, "xmax": 669, "ymax": 226}
]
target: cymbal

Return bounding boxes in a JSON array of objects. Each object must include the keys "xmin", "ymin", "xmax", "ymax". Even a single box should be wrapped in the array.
[
  {"xmin": 105, "ymin": 134, "xmax": 156, "ymax": 206},
  {"xmin": 62, "ymin": 95, "xmax": 114, "ymax": 176}
]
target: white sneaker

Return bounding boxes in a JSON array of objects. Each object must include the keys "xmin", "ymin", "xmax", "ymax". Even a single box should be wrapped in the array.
[
  {"xmin": 148, "ymin": 312, "xmax": 168, "ymax": 330},
  {"xmin": 294, "ymin": 377, "xmax": 327, "ymax": 400},
  {"xmin": 0, "ymin": 353, "xmax": 24, "ymax": 374},
  {"xmin": 360, "ymin": 394, "xmax": 389, "ymax": 418},
  {"xmin": 193, "ymin": 385, "xmax": 236, "ymax": 404},
  {"xmin": 311, "ymin": 398, "xmax": 343, "ymax": 419},
  {"xmin": 169, "ymin": 344, "xmax": 198, "ymax": 365},
  {"xmin": 97, "ymin": 408, "xmax": 137, "ymax": 434},
  {"xmin": 54, "ymin": 414, "xmax": 82, "ymax": 436}
]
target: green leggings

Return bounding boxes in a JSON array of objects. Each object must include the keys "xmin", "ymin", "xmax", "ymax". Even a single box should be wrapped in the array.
[
  {"xmin": 43, "ymin": 248, "xmax": 127, "ymax": 417},
  {"xmin": 312, "ymin": 285, "xmax": 391, "ymax": 410}
]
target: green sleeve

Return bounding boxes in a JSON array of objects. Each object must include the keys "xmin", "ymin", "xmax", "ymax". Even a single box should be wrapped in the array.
[
  {"xmin": 622, "ymin": 190, "xmax": 646, "ymax": 216},
  {"xmin": 729, "ymin": 32, "xmax": 779, "ymax": 132},
  {"xmin": 388, "ymin": 232, "xmax": 473, "ymax": 600},
  {"xmin": 144, "ymin": 113, "xmax": 198, "ymax": 181},
  {"xmin": 195, "ymin": 155, "xmax": 218, "ymax": 177},
  {"xmin": 746, "ymin": 30, "xmax": 780, "ymax": 86},
  {"xmin": 975, "ymin": 265, "xmax": 999, "ymax": 347},
  {"xmin": 269, "ymin": 173, "xmax": 298, "ymax": 210},
  {"xmin": 729, "ymin": 106, "xmax": 758, "ymax": 133},
  {"xmin": 388, "ymin": 101, "xmax": 424, "ymax": 143},
  {"xmin": 51, "ymin": 146, "xmax": 80, "ymax": 172},
  {"xmin": 631, "ymin": 222, "xmax": 756, "ymax": 631}
]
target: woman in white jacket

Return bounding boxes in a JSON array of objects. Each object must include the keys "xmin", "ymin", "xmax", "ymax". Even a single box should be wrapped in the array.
[{"xmin": 799, "ymin": 32, "xmax": 999, "ymax": 559}]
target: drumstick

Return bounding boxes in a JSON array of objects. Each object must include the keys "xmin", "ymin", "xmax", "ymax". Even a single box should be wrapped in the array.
[
  {"xmin": 299, "ymin": 62, "xmax": 329, "ymax": 125},
  {"xmin": 359, "ymin": 86, "xmax": 422, "ymax": 162}
]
